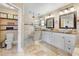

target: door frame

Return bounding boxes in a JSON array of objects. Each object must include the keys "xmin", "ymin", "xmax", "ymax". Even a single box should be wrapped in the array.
[{"xmin": 7, "ymin": 3, "xmax": 24, "ymax": 53}]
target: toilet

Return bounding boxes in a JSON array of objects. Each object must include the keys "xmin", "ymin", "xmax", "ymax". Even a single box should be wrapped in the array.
[{"xmin": 5, "ymin": 31, "xmax": 14, "ymax": 49}]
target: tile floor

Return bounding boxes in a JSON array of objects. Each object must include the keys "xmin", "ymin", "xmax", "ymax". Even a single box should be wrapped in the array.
[
  {"xmin": 24, "ymin": 41, "xmax": 70, "ymax": 56},
  {"xmin": 0, "ymin": 41, "xmax": 71, "ymax": 56},
  {"xmin": 0, "ymin": 46, "xmax": 17, "ymax": 56}
]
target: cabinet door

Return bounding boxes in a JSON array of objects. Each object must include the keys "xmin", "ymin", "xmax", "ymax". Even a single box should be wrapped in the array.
[
  {"xmin": 54, "ymin": 33, "xmax": 64, "ymax": 50},
  {"xmin": 49, "ymin": 32, "xmax": 55, "ymax": 46},
  {"xmin": 65, "ymin": 44, "xmax": 75, "ymax": 53},
  {"xmin": 64, "ymin": 34, "xmax": 76, "ymax": 46},
  {"xmin": 41, "ymin": 31, "xmax": 46, "ymax": 41},
  {"xmin": 41, "ymin": 31, "xmax": 55, "ymax": 45},
  {"xmin": 44, "ymin": 31, "xmax": 51, "ymax": 44},
  {"xmin": 41, "ymin": 31, "xmax": 50, "ymax": 42}
]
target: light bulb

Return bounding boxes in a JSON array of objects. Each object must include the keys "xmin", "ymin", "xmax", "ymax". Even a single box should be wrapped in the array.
[
  {"xmin": 70, "ymin": 7, "xmax": 75, "ymax": 11},
  {"xmin": 64, "ymin": 9, "xmax": 68, "ymax": 13},
  {"xmin": 59, "ymin": 11, "xmax": 63, "ymax": 15}
]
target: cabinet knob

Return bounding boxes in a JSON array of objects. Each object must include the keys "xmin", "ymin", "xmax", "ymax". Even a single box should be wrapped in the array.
[
  {"xmin": 68, "ymin": 48, "xmax": 71, "ymax": 50},
  {"xmin": 68, "ymin": 41, "xmax": 70, "ymax": 42}
]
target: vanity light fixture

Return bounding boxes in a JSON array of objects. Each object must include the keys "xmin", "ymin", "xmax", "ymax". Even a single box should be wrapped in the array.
[
  {"xmin": 70, "ymin": 7, "xmax": 75, "ymax": 12},
  {"xmin": 59, "ymin": 6, "xmax": 76, "ymax": 15},
  {"xmin": 59, "ymin": 11, "xmax": 63, "ymax": 15},
  {"xmin": 64, "ymin": 8, "xmax": 68, "ymax": 13},
  {"xmin": 50, "ymin": 14, "xmax": 54, "ymax": 17},
  {"xmin": 48, "ymin": 13, "xmax": 51, "ymax": 16},
  {"xmin": 47, "ymin": 13, "xmax": 53, "ymax": 18}
]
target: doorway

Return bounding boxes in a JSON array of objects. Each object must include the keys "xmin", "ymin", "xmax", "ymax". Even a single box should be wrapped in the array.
[{"xmin": 0, "ymin": 3, "xmax": 22, "ymax": 56}]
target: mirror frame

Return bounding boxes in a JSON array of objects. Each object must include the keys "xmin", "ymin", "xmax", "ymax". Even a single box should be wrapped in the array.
[
  {"xmin": 46, "ymin": 17, "xmax": 54, "ymax": 28},
  {"xmin": 59, "ymin": 11, "xmax": 77, "ymax": 29}
]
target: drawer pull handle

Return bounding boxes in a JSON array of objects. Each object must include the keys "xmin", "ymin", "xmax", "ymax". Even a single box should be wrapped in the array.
[
  {"xmin": 68, "ymin": 48, "xmax": 70, "ymax": 50},
  {"xmin": 68, "ymin": 41, "xmax": 70, "ymax": 42}
]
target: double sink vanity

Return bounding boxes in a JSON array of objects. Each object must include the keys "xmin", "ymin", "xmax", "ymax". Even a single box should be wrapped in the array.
[
  {"xmin": 40, "ymin": 29, "xmax": 79, "ymax": 55},
  {"xmin": 33, "ymin": 11, "xmax": 79, "ymax": 55}
]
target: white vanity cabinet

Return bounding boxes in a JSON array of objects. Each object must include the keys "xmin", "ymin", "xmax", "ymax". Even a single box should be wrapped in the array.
[
  {"xmin": 41, "ymin": 31, "xmax": 50, "ymax": 43},
  {"xmin": 48, "ymin": 32, "xmax": 55, "ymax": 46},
  {"xmin": 64, "ymin": 35, "xmax": 76, "ymax": 46},
  {"xmin": 64, "ymin": 34, "xmax": 76, "ymax": 53},
  {"xmin": 41, "ymin": 31, "xmax": 78, "ymax": 54},
  {"xmin": 41, "ymin": 31, "xmax": 55, "ymax": 45},
  {"xmin": 41, "ymin": 31, "xmax": 64, "ymax": 50}
]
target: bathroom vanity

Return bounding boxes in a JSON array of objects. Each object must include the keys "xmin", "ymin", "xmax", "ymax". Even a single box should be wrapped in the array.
[
  {"xmin": 41, "ymin": 30, "xmax": 79, "ymax": 54},
  {"xmin": 40, "ymin": 11, "xmax": 79, "ymax": 55}
]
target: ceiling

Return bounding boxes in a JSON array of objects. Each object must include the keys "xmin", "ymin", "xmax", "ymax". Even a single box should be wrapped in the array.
[
  {"xmin": 23, "ymin": 3, "xmax": 69, "ymax": 16},
  {"xmin": 0, "ymin": 4, "xmax": 17, "ymax": 11},
  {"xmin": 0, "ymin": 3, "xmax": 69, "ymax": 16}
]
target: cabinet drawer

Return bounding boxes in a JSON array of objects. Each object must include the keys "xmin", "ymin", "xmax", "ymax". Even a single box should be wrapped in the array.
[
  {"xmin": 65, "ymin": 45, "xmax": 75, "ymax": 53},
  {"xmin": 64, "ymin": 35, "xmax": 76, "ymax": 40},
  {"xmin": 64, "ymin": 36, "xmax": 76, "ymax": 46},
  {"xmin": 65, "ymin": 39, "xmax": 75, "ymax": 46}
]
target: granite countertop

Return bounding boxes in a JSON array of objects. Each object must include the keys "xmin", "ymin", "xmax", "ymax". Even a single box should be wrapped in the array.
[{"xmin": 39, "ymin": 29, "xmax": 79, "ymax": 35}]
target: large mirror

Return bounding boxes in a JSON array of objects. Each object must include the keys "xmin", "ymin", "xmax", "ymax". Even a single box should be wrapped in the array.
[
  {"xmin": 46, "ymin": 17, "xmax": 54, "ymax": 28},
  {"xmin": 59, "ymin": 12, "xmax": 77, "ymax": 29}
]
